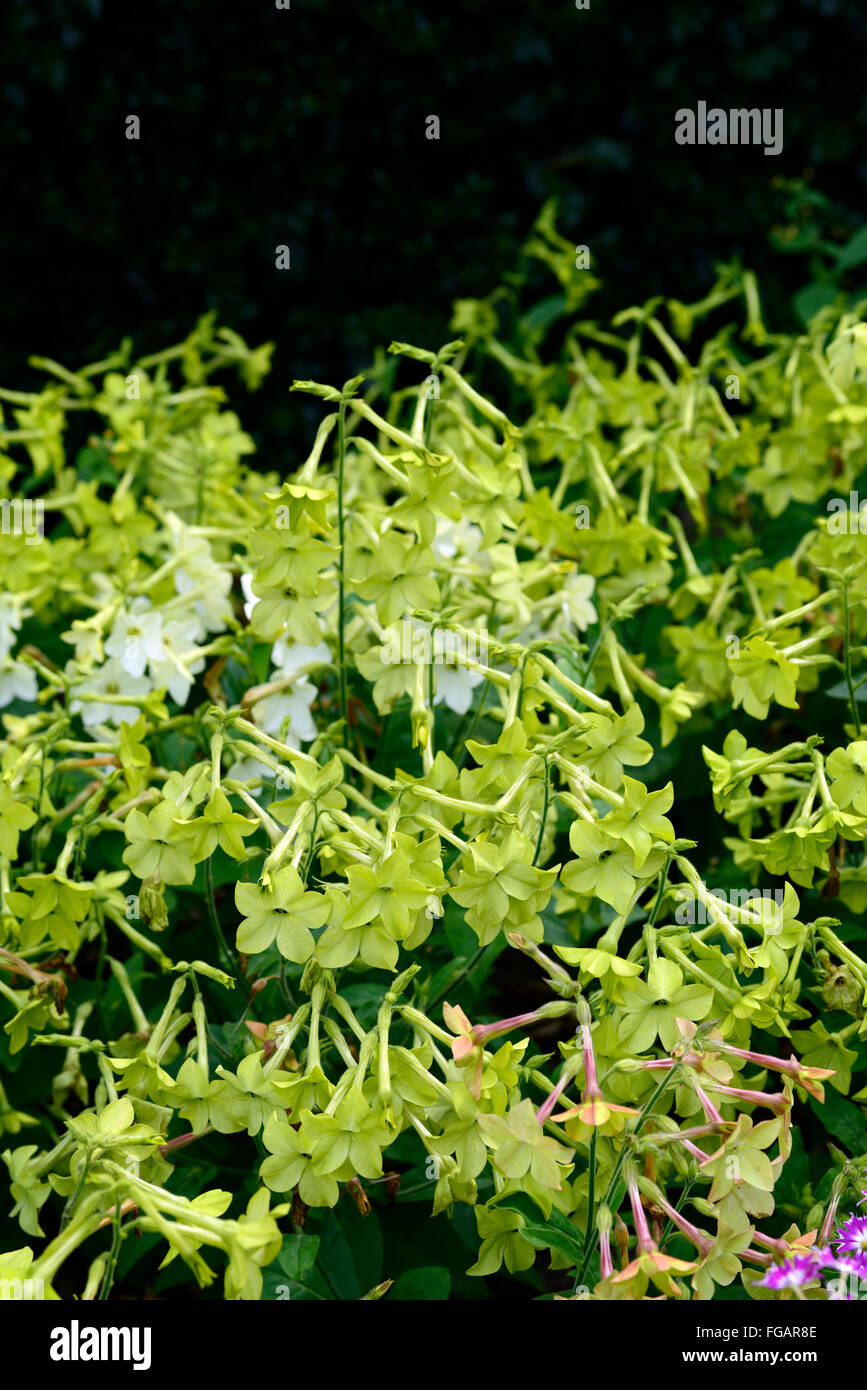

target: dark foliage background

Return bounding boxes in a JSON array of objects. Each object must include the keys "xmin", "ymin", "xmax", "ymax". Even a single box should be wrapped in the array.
[
  {"xmin": 3, "ymin": 0, "xmax": 867, "ymax": 456},
  {"xmin": 1, "ymin": 0, "xmax": 866, "ymax": 1303}
]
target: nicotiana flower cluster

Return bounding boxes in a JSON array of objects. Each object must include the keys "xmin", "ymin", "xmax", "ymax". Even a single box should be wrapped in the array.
[{"xmin": 2, "ymin": 233, "xmax": 867, "ymax": 1302}]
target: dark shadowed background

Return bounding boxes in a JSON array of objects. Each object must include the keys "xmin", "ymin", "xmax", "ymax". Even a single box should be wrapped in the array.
[{"xmin": 3, "ymin": 0, "xmax": 867, "ymax": 456}]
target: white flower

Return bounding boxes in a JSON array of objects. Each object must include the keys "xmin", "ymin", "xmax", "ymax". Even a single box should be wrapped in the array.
[
  {"xmin": 61, "ymin": 621, "xmax": 104, "ymax": 665},
  {"xmin": 0, "ymin": 659, "xmax": 37, "ymax": 708},
  {"xmin": 0, "ymin": 597, "xmax": 27, "ymax": 663},
  {"xmin": 272, "ymin": 638, "xmax": 330, "ymax": 677},
  {"xmin": 225, "ymin": 756, "xmax": 276, "ymax": 799},
  {"xmin": 255, "ymin": 679, "xmax": 319, "ymax": 744},
  {"xmin": 69, "ymin": 658, "xmax": 150, "ymax": 730},
  {"xmin": 560, "ymin": 573, "xmax": 598, "ymax": 631},
  {"xmin": 433, "ymin": 663, "xmax": 483, "ymax": 716},
  {"xmin": 148, "ymin": 615, "xmax": 206, "ymax": 705},
  {"xmin": 432, "ymin": 515, "xmax": 482, "ymax": 561},
  {"xmin": 163, "ymin": 613, "xmax": 204, "ymax": 653},
  {"xmin": 240, "ymin": 573, "xmax": 259, "ymax": 621},
  {"xmin": 149, "ymin": 655, "xmax": 204, "ymax": 706},
  {"xmin": 105, "ymin": 600, "xmax": 166, "ymax": 678},
  {"xmin": 175, "ymin": 561, "xmax": 233, "ymax": 634},
  {"xmin": 512, "ymin": 618, "xmax": 546, "ymax": 646}
]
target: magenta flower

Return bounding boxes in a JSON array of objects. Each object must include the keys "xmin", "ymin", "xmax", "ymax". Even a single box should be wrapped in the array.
[
  {"xmin": 834, "ymin": 1214, "xmax": 867, "ymax": 1259},
  {"xmin": 823, "ymin": 1252, "xmax": 867, "ymax": 1299},
  {"xmin": 760, "ymin": 1251, "xmax": 824, "ymax": 1290},
  {"xmin": 760, "ymin": 1240, "xmax": 867, "ymax": 1296}
]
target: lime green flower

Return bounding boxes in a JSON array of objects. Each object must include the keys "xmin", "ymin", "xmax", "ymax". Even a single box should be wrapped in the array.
[
  {"xmin": 618, "ymin": 959, "xmax": 714, "ymax": 1053},
  {"xmin": 234, "ymin": 866, "xmax": 330, "ymax": 963},
  {"xmin": 122, "ymin": 799, "xmax": 197, "ymax": 885}
]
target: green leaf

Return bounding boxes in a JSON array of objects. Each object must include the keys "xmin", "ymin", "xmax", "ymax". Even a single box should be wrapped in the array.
[
  {"xmin": 835, "ymin": 227, "xmax": 867, "ymax": 271},
  {"xmin": 389, "ymin": 1265, "xmax": 451, "ymax": 1300},
  {"xmin": 316, "ymin": 1201, "xmax": 384, "ymax": 1300},
  {"xmin": 809, "ymin": 1091, "xmax": 867, "ymax": 1154},
  {"xmin": 496, "ymin": 1192, "xmax": 584, "ymax": 1267},
  {"xmin": 278, "ymin": 1233, "xmax": 320, "ymax": 1281}
]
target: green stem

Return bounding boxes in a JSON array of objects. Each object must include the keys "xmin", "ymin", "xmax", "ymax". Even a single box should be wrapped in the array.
[
  {"xmin": 659, "ymin": 1180, "xmax": 694, "ymax": 1252},
  {"xmin": 580, "ymin": 617, "xmax": 615, "ymax": 683},
  {"xmin": 842, "ymin": 584, "xmax": 862, "ymax": 737},
  {"xmin": 34, "ymin": 1192, "xmax": 106, "ymax": 1285},
  {"xmin": 98, "ymin": 1209, "xmax": 124, "ymax": 1300},
  {"xmin": 582, "ymin": 1128, "xmax": 598, "ymax": 1263},
  {"xmin": 60, "ymin": 1156, "xmax": 93, "ymax": 1230},
  {"xmin": 423, "ymin": 944, "xmax": 488, "ymax": 1016},
  {"xmin": 337, "ymin": 401, "xmax": 348, "ymax": 729},
  {"xmin": 574, "ymin": 1062, "xmax": 681, "ymax": 1288},
  {"xmin": 205, "ymin": 855, "xmax": 235, "ymax": 975},
  {"xmin": 453, "ymin": 680, "xmax": 490, "ymax": 769},
  {"xmin": 532, "ymin": 758, "xmax": 551, "ymax": 867},
  {"xmin": 647, "ymin": 853, "xmax": 675, "ymax": 929}
]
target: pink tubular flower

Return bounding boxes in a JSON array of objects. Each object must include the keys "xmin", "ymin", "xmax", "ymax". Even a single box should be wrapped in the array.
[
  {"xmin": 740, "ymin": 1247, "xmax": 773, "ymax": 1268},
  {"xmin": 704, "ymin": 1083, "xmax": 790, "ymax": 1116},
  {"xmin": 471, "ymin": 1008, "xmax": 550, "ymax": 1045},
  {"xmin": 715, "ymin": 1045, "xmax": 834, "ymax": 1098},
  {"xmin": 678, "ymin": 1137, "xmax": 712, "ymax": 1163},
  {"xmin": 607, "ymin": 1173, "xmax": 696, "ymax": 1297},
  {"xmin": 547, "ymin": 1023, "xmax": 638, "ymax": 1129},
  {"xmin": 820, "ymin": 1190, "xmax": 843, "ymax": 1244},
  {"xmin": 672, "ymin": 1019, "xmax": 835, "ymax": 1100},
  {"xmin": 752, "ymin": 1229, "xmax": 814, "ymax": 1260},
  {"xmin": 692, "ymin": 1083, "xmax": 724, "ymax": 1124},
  {"xmin": 443, "ymin": 999, "xmax": 570, "ymax": 1100},
  {"xmin": 536, "ymin": 1068, "xmax": 572, "ymax": 1126},
  {"xmin": 627, "ymin": 1173, "xmax": 655, "ymax": 1256},
  {"xmin": 649, "ymin": 1191, "xmax": 714, "ymax": 1259},
  {"xmin": 599, "ymin": 1224, "xmax": 614, "ymax": 1280}
]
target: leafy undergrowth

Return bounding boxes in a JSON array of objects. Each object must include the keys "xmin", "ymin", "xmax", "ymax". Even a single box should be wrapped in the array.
[{"xmin": 2, "ymin": 213, "xmax": 867, "ymax": 1302}]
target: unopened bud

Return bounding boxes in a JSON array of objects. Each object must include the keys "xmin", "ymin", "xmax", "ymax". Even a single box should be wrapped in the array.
[
  {"xmin": 596, "ymin": 1204, "xmax": 612, "ymax": 1234},
  {"xmin": 691, "ymin": 1197, "xmax": 717, "ymax": 1219},
  {"xmin": 139, "ymin": 875, "xmax": 168, "ymax": 932}
]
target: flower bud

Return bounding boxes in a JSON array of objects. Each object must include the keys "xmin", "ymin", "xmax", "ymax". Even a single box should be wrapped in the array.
[{"xmin": 139, "ymin": 875, "xmax": 168, "ymax": 932}]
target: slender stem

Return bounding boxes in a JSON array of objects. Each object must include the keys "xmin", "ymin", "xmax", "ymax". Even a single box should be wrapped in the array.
[
  {"xmin": 98, "ymin": 1209, "xmax": 124, "ymax": 1300},
  {"xmin": 60, "ymin": 1156, "xmax": 93, "ymax": 1230},
  {"xmin": 574, "ymin": 1062, "xmax": 681, "ymax": 1288},
  {"xmin": 842, "ymin": 584, "xmax": 862, "ymax": 737},
  {"xmin": 424, "ymin": 945, "xmax": 488, "ymax": 1016},
  {"xmin": 205, "ymin": 856, "xmax": 235, "ymax": 975},
  {"xmin": 580, "ymin": 617, "xmax": 615, "ymax": 682},
  {"xmin": 658, "ymin": 1181, "xmax": 697, "ymax": 1252},
  {"xmin": 647, "ymin": 852, "xmax": 675, "ymax": 929},
  {"xmin": 337, "ymin": 401, "xmax": 348, "ymax": 729},
  {"xmin": 453, "ymin": 681, "xmax": 490, "ymax": 769},
  {"xmin": 582, "ymin": 1127, "xmax": 598, "ymax": 1262},
  {"xmin": 532, "ymin": 757, "xmax": 550, "ymax": 867}
]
